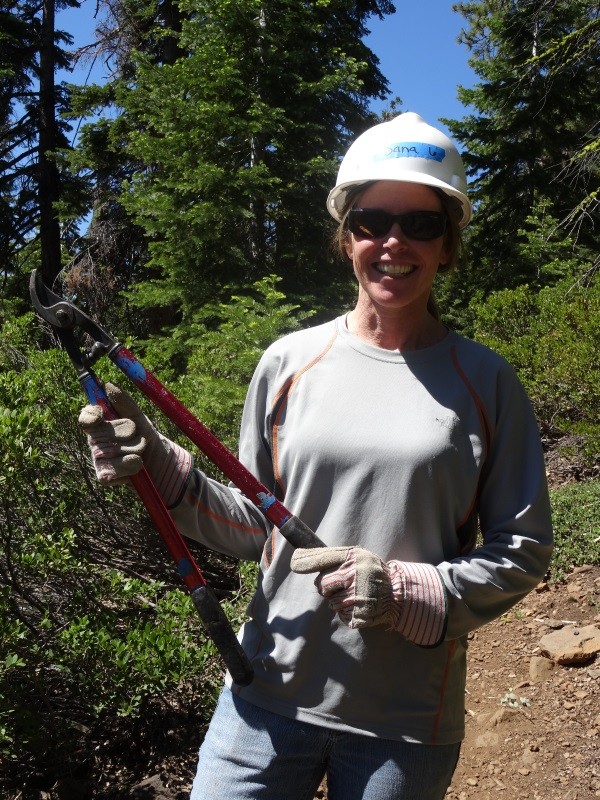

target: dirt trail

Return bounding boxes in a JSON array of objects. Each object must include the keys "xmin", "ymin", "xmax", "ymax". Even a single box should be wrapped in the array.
[{"xmin": 446, "ymin": 564, "xmax": 599, "ymax": 800}]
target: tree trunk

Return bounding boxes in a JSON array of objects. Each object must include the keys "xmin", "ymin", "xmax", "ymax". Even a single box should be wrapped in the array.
[{"xmin": 39, "ymin": 0, "xmax": 62, "ymax": 285}]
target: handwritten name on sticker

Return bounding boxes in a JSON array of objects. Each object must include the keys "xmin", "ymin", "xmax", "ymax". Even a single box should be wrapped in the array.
[{"xmin": 376, "ymin": 142, "xmax": 446, "ymax": 163}]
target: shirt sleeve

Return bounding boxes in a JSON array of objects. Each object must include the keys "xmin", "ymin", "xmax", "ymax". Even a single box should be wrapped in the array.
[
  {"xmin": 167, "ymin": 352, "xmax": 276, "ymax": 562},
  {"xmin": 436, "ymin": 361, "xmax": 553, "ymax": 640}
]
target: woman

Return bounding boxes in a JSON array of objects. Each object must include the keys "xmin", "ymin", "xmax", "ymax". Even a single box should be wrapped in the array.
[{"xmin": 80, "ymin": 112, "xmax": 553, "ymax": 800}]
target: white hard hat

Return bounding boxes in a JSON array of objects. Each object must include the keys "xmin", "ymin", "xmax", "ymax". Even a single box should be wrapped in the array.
[{"xmin": 327, "ymin": 112, "xmax": 471, "ymax": 228}]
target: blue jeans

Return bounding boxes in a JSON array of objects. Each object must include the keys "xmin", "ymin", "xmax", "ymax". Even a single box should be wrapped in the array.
[{"xmin": 190, "ymin": 688, "xmax": 460, "ymax": 800}]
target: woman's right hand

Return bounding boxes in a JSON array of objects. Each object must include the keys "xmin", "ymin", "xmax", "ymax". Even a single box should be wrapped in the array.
[{"xmin": 78, "ymin": 382, "xmax": 193, "ymax": 506}]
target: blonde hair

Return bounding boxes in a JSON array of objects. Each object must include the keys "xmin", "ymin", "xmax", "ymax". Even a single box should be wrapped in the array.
[{"xmin": 331, "ymin": 182, "xmax": 464, "ymax": 321}]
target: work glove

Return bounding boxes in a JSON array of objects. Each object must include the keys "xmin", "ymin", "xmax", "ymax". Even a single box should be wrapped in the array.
[
  {"xmin": 290, "ymin": 545, "xmax": 447, "ymax": 646},
  {"xmin": 78, "ymin": 382, "xmax": 193, "ymax": 508}
]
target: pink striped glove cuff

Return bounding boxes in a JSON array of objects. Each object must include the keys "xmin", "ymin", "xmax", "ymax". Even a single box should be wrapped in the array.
[
  {"xmin": 151, "ymin": 434, "xmax": 193, "ymax": 508},
  {"xmin": 388, "ymin": 561, "xmax": 447, "ymax": 647}
]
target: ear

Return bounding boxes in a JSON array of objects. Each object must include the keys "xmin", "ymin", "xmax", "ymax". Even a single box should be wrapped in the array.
[
  {"xmin": 438, "ymin": 232, "xmax": 451, "ymax": 268},
  {"xmin": 343, "ymin": 235, "xmax": 354, "ymax": 262}
]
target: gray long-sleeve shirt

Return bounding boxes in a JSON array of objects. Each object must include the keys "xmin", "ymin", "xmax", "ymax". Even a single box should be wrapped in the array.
[{"xmin": 171, "ymin": 316, "xmax": 553, "ymax": 744}]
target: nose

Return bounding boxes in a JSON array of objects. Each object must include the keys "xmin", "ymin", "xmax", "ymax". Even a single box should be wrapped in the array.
[{"xmin": 383, "ymin": 221, "xmax": 409, "ymax": 248}]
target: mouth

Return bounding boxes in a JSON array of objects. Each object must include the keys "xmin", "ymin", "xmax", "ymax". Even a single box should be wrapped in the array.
[{"xmin": 374, "ymin": 263, "xmax": 416, "ymax": 277}]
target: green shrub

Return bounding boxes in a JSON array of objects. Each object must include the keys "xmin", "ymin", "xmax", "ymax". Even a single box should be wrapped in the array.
[
  {"xmin": 0, "ymin": 316, "xmax": 223, "ymax": 787},
  {"xmin": 0, "ymin": 279, "xmax": 309, "ymax": 793},
  {"xmin": 549, "ymin": 480, "xmax": 600, "ymax": 582},
  {"xmin": 141, "ymin": 274, "xmax": 313, "ymax": 456},
  {"xmin": 473, "ymin": 276, "xmax": 600, "ymax": 472}
]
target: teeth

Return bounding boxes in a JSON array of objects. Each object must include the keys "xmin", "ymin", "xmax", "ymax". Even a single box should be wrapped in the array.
[{"xmin": 375, "ymin": 263, "xmax": 414, "ymax": 276}]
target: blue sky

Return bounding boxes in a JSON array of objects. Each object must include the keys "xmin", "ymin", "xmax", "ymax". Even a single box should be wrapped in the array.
[
  {"xmin": 58, "ymin": 1, "xmax": 476, "ymax": 140},
  {"xmin": 365, "ymin": 4, "xmax": 476, "ymax": 137}
]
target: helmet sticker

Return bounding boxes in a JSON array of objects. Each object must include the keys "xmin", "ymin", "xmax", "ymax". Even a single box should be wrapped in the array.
[{"xmin": 375, "ymin": 142, "xmax": 446, "ymax": 163}]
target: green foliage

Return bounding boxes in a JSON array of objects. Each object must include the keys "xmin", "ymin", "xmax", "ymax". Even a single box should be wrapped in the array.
[
  {"xmin": 473, "ymin": 276, "xmax": 600, "ymax": 469},
  {"xmin": 515, "ymin": 199, "xmax": 593, "ymax": 286},
  {"xmin": 447, "ymin": 0, "xmax": 599, "ymax": 298},
  {"xmin": 55, "ymin": 581, "xmax": 217, "ymax": 717},
  {"xmin": 0, "ymin": 275, "xmax": 309, "ymax": 790},
  {"xmin": 142, "ymin": 274, "xmax": 314, "ymax": 452},
  {"xmin": 436, "ymin": 199, "xmax": 596, "ymax": 338},
  {"xmin": 523, "ymin": 15, "xmax": 600, "ymax": 272},
  {"xmin": 65, "ymin": 0, "xmax": 392, "ymax": 337},
  {"xmin": 549, "ymin": 481, "xmax": 600, "ymax": 582},
  {"xmin": 0, "ymin": 315, "xmax": 230, "ymax": 785},
  {"xmin": 0, "ymin": 2, "xmax": 90, "ymax": 291}
]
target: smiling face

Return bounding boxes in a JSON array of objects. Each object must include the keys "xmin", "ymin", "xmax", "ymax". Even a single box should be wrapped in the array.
[{"xmin": 344, "ymin": 181, "xmax": 450, "ymax": 325}]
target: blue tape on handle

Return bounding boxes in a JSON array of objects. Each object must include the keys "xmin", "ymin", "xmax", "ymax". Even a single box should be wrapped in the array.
[
  {"xmin": 177, "ymin": 557, "xmax": 194, "ymax": 578},
  {"xmin": 375, "ymin": 142, "xmax": 446, "ymax": 163},
  {"xmin": 81, "ymin": 374, "xmax": 108, "ymax": 405},
  {"xmin": 257, "ymin": 492, "xmax": 276, "ymax": 511},
  {"xmin": 113, "ymin": 351, "xmax": 147, "ymax": 383}
]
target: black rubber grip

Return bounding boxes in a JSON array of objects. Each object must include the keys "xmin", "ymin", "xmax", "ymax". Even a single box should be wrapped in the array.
[
  {"xmin": 279, "ymin": 515, "xmax": 325, "ymax": 550},
  {"xmin": 191, "ymin": 585, "xmax": 254, "ymax": 686}
]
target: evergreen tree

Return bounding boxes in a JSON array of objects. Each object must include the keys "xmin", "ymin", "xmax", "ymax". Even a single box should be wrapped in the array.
[
  {"xmin": 68, "ymin": 0, "xmax": 395, "ymax": 346},
  {"xmin": 446, "ymin": 0, "xmax": 599, "ymax": 294},
  {"xmin": 62, "ymin": 0, "xmax": 191, "ymax": 331},
  {"xmin": 0, "ymin": 5, "xmax": 39, "ymax": 306},
  {"xmin": 0, "ymin": 0, "xmax": 85, "ymax": 308},
  {"xmin": 534, "ymin": 11, "xmax": 600, "ymax": 277}
]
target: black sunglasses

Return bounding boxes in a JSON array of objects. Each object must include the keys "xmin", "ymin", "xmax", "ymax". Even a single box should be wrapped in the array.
[{"xmin": 346, "ymin": 208, "xmax": 447, "ymax": 241}]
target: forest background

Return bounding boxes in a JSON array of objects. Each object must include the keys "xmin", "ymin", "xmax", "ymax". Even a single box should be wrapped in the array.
[{"xmin": 0, "ymin": 0, "xmax": 598, "ymax": 797}]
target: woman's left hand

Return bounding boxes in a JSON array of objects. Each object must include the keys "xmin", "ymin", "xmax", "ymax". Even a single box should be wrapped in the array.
[{"xmin": 290, "ymin": 546, "xmax": 402, "ymax": 629}]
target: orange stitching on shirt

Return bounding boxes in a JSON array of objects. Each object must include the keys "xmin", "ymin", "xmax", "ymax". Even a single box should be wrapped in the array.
[
  {"xmin": 451, "ymin": 346, "xmax": 491, "ymax": 553},
  {"xmin": 190, "ymin": 494, "xmax": 266, "ymax": 536},
  {"xmin": 450, "ymin": 345, "xmax": 491, "ymax": 459},
  {"xmin": 271, "ymin": 332, "xmax": 338, "ymax": 498}
]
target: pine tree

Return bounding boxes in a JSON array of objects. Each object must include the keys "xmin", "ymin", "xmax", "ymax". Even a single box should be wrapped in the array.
[
  {"xmin": 68, "ymin": 0, "xmax": 395, "ymax": 344},
  {"xmin": 0, "ymin": 0, "xmax": 85, "ymax": 307},
  {"xmin": 446, "ymin": 0, "xmax": 599, "ymax": 293},
  {"xmin": 0, "ymin": 5, "xmax": 39, "ymax": 304}
]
